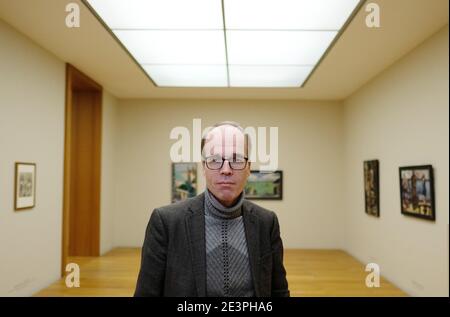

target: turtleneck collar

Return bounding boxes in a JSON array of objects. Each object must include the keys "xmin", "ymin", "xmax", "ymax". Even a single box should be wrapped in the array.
[{"xmin": 204, "ymin": 189, "xmax": 244, "ymax": 219}]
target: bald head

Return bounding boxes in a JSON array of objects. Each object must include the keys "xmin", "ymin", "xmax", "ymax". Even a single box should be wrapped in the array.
[{"xmin": 201, "ymin": 121, "xmax": 249, "ymax": 160}]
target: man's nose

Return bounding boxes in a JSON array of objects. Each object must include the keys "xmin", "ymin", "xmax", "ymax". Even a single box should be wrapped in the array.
[{"xmin": 220, "ymin": 160, "xmax": 233, "ymax": 175}]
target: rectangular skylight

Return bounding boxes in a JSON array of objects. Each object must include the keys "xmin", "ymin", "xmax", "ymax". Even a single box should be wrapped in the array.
[
  {"xmin": 87, "ymin": 0, "xmax": 224, "ymax": 29},
  {"xmin": 113, "ymin": 30, "xmax": 227, "ymax": 65},
  {"xmin": 229, "ymin": 65, "xmax": 313, "ymax": 87},
  {"xmin": 144, "ymin": 65, "xmax": 228, "ymax": 87},
  {"xmin": 224, "ymin": 0, "xmax": 361, "ymax": 30},
  {"xmin": 85, "ymin": 0, "xmax": 362, "ymax": 88},
  {"xmin": 226, "ymin": 31, "xmax": 338, "ymax": 66}
]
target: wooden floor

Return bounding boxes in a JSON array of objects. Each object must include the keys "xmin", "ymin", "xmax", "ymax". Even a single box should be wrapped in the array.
[{"xmin": 35, "ymin": 248, "xmax": 407, "ymax": 297}]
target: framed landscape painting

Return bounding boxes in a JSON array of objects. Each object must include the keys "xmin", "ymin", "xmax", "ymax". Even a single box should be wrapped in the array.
[
  {"xmin": 399, "ymin": 165, "xmax": 435, "ymax": 221},
  {"xmin": 245, "ymin": 170, "xmax": 282, "ymax": 200},
  {"xmin": 171, "ymin": 163, "xmax": 197, "ymax": 203}
]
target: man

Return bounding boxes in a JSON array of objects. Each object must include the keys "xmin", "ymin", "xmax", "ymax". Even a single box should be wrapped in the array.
[{"xmin": 134, "ymin": 122, "xmax": 289, "ymax": 297}]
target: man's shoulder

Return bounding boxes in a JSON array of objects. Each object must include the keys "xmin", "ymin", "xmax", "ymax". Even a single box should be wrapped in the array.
[
  {"xmin": 154, "ymin": 193, "xmax": 204, "ymax": 219},
  {"xmin": 243, "ymin": 199, "xmax": 277, "ymax": 221}
]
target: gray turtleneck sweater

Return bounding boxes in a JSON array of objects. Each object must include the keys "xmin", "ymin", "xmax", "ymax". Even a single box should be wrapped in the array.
[{"xmin": 204, "ymin": 189, "xmax": 255, "ymax": 297}]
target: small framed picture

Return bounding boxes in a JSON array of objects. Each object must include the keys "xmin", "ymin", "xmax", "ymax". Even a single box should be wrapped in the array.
[
  {"xmin": 14, "ymin": 162, "xmax": 36, "ymax": 210},
  {"xmin": 245, "ymin": 170, "xmax": 283, "ymax": 200},
  {"xmin": 399, "ymin": 165, "xmax": 435, "ymax": 221},
  {"xmin": 171, "ymin": 163, "xmax": 197, "ymax": 203},
  {"xmin": 364, "ymin": 160, "xmax": 380, "ymax": 217}
]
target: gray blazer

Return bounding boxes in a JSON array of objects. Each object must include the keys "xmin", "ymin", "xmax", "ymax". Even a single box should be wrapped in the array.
[{"xmin": 134, "ymin": 192, "xmax": 290, "ymax": 297}]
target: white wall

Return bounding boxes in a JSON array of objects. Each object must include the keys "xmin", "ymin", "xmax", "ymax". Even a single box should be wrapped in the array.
[
  {"xmin": 0, "ymin": 18, "xmax": 65, "ymax": 296},
  {"xmin": 343, "ymin": 26, "xmax": 449, "ymax": 296},
  {"xmin": 0, "ymin": 17, "xmax": 118, "ymax": 295},
  {"xmin": 113, "ymin": 99, "xmax": 345, "ymax": 249}
]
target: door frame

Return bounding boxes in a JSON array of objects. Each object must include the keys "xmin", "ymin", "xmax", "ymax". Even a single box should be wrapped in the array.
[{"xmin": 62, "ymin": 64, "xmax": 102, "ymax": 276}]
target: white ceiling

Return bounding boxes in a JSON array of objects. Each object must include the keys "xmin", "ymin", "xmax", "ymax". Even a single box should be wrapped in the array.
[{"xmin": 0, "ymin": 0, "xmax": 448, "ymax": 100}]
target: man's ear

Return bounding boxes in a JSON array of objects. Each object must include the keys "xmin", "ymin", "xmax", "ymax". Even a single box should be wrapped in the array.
[
  {"xmin": 246, "ymin": 161, "xmax": 251, "ymax": 176},
  {"xmin": 201, "ymin": 161, "xmax": 206, "ymax": 176}
]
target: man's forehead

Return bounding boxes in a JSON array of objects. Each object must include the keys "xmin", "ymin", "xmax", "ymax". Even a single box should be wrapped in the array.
[
  {"xmin": 210, "ymin": 145, "xmax": 246, "ymax": 155},
  {"xmin": 203, "ymin": 125, "xmax": 247, "ymax": 156},
  {"xmin": 207, "ymin": 142, "xmax": 247, "ymax": 155}
]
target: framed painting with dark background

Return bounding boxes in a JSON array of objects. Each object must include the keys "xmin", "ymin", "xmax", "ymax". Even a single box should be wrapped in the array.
[
  {"xmin": 364, "ymin": 160, "xmax": 380, "ymax": 217},
  {"xmin": 14, "ymin": 162, "xmax": 36, "ymax": 210},
  {"xmin": 245, "ymin": 170, "xmax": 282, "ymax": 200},
  {"xmin": 171, "ymin": 162, "xmax": 197, "ymax": 203},
  {"xmin": 399, "ymin": 165, "xmax": 435, "ymax": 221}
]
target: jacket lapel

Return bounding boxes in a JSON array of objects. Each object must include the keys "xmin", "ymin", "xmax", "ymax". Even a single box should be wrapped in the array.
[
  {"xmin": 185, "ymin": 193, "xmax": 206, "ymax": 296},
  {"xmin": 243, "ymin": 201, "xmax": 261, "ymax": 297}
]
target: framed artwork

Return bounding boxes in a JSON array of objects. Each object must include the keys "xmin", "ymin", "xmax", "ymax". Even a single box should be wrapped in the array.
[
  {"xmin": 399, "ymin": 165, "xmax": 435, "ymax": 221},
  {"xmin": 245, "ymin": 170, "xmax": 282, "ymax": 200},
  {"xmin": 364, "ymin": 160, "xmax": 380, "ymax": 217},
  {"xmin": 171, "ymin": 163, "xmax": 197, "ymax": 203},
  {"xmin": 14, "ymin": 162, "xmax": 36, "ymax": 210}
]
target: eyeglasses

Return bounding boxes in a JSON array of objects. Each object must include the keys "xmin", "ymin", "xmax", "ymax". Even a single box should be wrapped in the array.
[{"xmin": 204, "ymin": 155, "xmax": 248, "ymax": 170}]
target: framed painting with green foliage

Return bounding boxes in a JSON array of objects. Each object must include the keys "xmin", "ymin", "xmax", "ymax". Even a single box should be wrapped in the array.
[
  {"xmin": 364, "ymin": 160, "xmax": 380, "ymax": 217},
  {"xmin": 245, "ymin": 170, "xmax": 282, "ymax": 200},
  {"xmin": 171, "ymin": 163, "xmax": 197, "ymax": 203},
  {"xmin": 399, "ymin": 165, "xmax": 435, "ymax": 221},
  {"xmin": 15, "ymin": 162, "xmax": 36, "ymax": 210}
]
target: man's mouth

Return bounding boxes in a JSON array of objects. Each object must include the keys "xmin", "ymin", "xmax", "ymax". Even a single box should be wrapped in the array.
[{"xmin": 217, "ymin": 181, "xmax": 235, "ymax": 185}]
